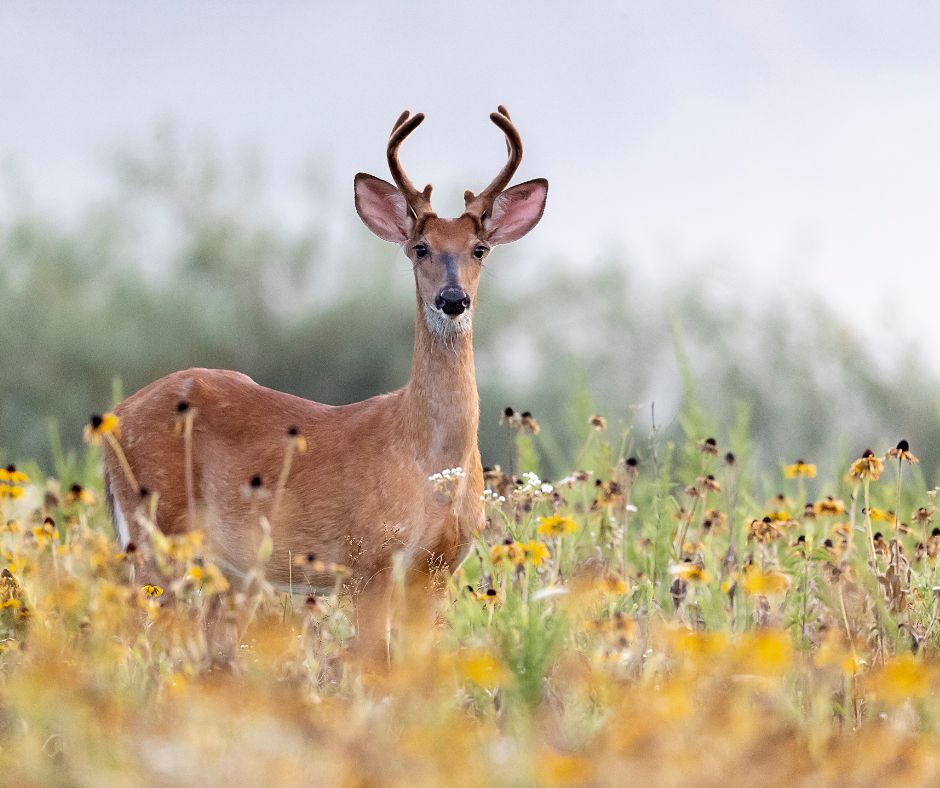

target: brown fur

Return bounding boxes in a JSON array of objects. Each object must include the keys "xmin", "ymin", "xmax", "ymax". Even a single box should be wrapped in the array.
[{"xmin": 104, "ymin": 109, "xmax": 547, "ymax": 600}]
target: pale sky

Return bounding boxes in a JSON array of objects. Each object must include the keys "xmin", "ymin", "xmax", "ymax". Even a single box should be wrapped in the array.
[{"xmin": 1, "ymin": 2, "xmax": 939, "ymax": 350}]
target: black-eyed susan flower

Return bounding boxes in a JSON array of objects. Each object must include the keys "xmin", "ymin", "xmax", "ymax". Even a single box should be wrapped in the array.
[
  {"xmin": 698, "ymin": 437, "xmax": 719, "ymax": 456},
  {"xmin": 668, "ymin": 561, "xmax": 710, "ymax": 583},
  {"xmin": 466, "ymin": 585, "xmax": 503, "ymax": 604},
  {"xmin": 701, "ymin": 475, "xmax": 721, "ymax": 493},
  {"xmin": 521, "ymin": 539, "xmax": 550, "ymax": 567},
  {"xmin": 885, "ymin": 439, "xmax": 919, "ymax": 465},
  {"xmin": 0, "ymin": 465, "xmax": 28, "ymax": 485},
  {"xmin": 926, "ymin": 527, "xmax": 940, "ymax": 560},
  {"xmin": 622, "ymin": 456, "xmax": 640, "ymax": 481},
  {"xmin": 872, "ymin": 531, "xmax": 889, "ymax": 558},
  {"xmin": 490, "ymin": 539, "xmax": 525, "ymax": 567},
  {"xmin": 747, "ymin": 517, "xmax": 782, "ymax": 544},
  {"xmin": 814, "ymin": 496, "xmax": 846, "ymax": 517},
  {"xmin": 784, "ymin": 459, "xmax": 817, "ymax": 479},
  {"xmin": 537, "ymin": 514, "xmax": 579, "ymax": 538},
  {"xmin": 65, "ymin": 483, "xmax": 97, "ymax": 506},
  {"xmin": 519, "ymin": 410, "xmax": 540, "ymax": 435},
  {"xmin": 914, "ymin": 506, "xmax": 935, "ymax": 529},
  {"xmin": 286, "ymin": 425, "xmax": 308, "ymax": 454},
  {"xmin": 589, "ymin": 414, "xmax": 607, "ymax": 431},
  {"xmin": 83, "ymin": 412, "xmax": 120, "ymax": 445},
  {"xmin": 173, "ymin": 400, "xmax": 193, "ymax": 435},
  {"xmin": 865, "ymin": 507, "xmax": 895, "ymax": 524},
  {"xmin": 0, "ymin": 485, "xmax": 23, "ymax": 500},
  {"xmin": 701, "ymin": 508, "xmax": 727, "ymax": 533},
  {"xmin": 848, "ymin": 449, "xmax": 884, "ymax": 482},
  {"xmin": 142, "ymin": 584, "xmax": 164, "ymax": 598}
]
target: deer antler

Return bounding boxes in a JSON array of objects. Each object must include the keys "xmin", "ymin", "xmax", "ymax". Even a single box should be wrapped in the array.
[
  {"xmin": 387, "ymin": 111, "xmax": 435, "ymax": 222},
  {"xmin": 463, "ymin": 106, "xmax": 523, "ymax": 221}
]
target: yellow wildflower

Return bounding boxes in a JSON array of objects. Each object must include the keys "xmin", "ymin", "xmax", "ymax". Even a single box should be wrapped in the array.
[
  {"xmin": 848, "ymin": 449, "xmax": 883, "ymax": 482},
  {"xmin": 0, "ymin": 485, "xmax": 24, "ymax": 500},
  {"xmin": 491, "ymin": 541, "xmax": 525, "ymax": 566},
  {"xmin": 535, "ymin": 750, "xmax": 594, "ymax": 787},
  {"xmin": 675, "ymin": 630, "xmax": 729, "ymax": 659},
  {"xmin": 742, "ymin": 568, "xmax": 791, "ymax": 596},
  {"xmin": 83, "ymin": 412, "xmax": 121, "ymax": 445},
  {"xmin": 871, "ymin": 654, "xmax": 929, "ymax": 704},
  {"xmin": 537, "ymin": 514, "xmax": 579, "ymax": 538},
  {"xmin": 0, "ymin": 465, "xmax": 29, "ymax": 484},
  {"xmin": 142, "ymin": 584, "xmax": 164, "ymax": 598},
  {"xmin": 594, "ymin": 575, "xmax": 629, "ymax": 595},
  {"xmin": 669, "ymin": 562, "xmax": 710, "ymax": 583},
  {"xmin": 814, "ymin": 497, "xmax": 846, "ymax": 517},
  {"xmin": 65, "ymin": 483, "xmax": 97, "ymax": 506},
  {"xmin": 784, "ymin": 459, "xmax": 817, "ymax": 479},
  {"xmin": 735, "ymin": 630, "xmax": 792, "ymax": 677},
  {"xmin": 765, "ymin": 510, "xmax": 792, "ymax": 523},
  {"xmin": 521, "ymin": 539, "xmax": 550, "ymax": 566},
  {"xmin": 866, "ymin": 507, "xmax": 895, "ymax": 523},
  {"xmin": 466, "ymin": 586, "xmax": 502, "ymax": 604},
  {"xmin": 31, "ymin": 519, "xmax": 59, "ymax": 548},
  {"xmin": 458, "ymin": 649, "xmax": 509, "ymax": 687}
]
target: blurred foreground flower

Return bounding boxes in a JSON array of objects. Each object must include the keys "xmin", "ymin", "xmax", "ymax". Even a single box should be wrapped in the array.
[
  {"xmin": 537, "ymin": 514, "xmax": 578, "ymax": 538},
  {"xmin": 871, "ymin": 654, "xmax": 929, "ymax": 704},
  {"xmin": 784, "ymin": 459, "xmax": 816, "ymax": 479},
  {"xmin": 742, "ymin": 568, "xmax": 791, "ymax": 596}
]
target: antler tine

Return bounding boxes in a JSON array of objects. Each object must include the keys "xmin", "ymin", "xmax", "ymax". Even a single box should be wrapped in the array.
[
  {"xmin": 387, "ymin": 110, "xmax": 434, "ymax": 220},
  {"xmin": 464, "ymin": 106, "xmax": 524, "ymax": 219}
]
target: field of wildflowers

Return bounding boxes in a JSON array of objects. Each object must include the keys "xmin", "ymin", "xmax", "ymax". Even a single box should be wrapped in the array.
[{"xmin": 1, "ymin": 406, "xmax": 940, "ymax": 786}]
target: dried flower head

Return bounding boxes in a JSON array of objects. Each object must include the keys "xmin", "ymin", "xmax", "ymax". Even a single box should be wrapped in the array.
[
  {"xmin": 885, "ymin": 440, "xmax": 919, "ymax": 465},
  {"xmin": 519, "ymin": 411, "xmax": 540, "ymax": 435},
  {"xmin": 698, "ymin": 437, "xmax": 719, "ymax": 456}
]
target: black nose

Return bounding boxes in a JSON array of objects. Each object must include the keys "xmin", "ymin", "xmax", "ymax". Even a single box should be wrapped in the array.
[{"xmin": 435, "ymin": 287, "xmax": 471, "ymax": 316}]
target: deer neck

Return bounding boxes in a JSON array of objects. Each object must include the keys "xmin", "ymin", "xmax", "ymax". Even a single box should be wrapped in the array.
[{"xmin": 400, "ymin": 299, "xmax": 479, "ymax": 472}]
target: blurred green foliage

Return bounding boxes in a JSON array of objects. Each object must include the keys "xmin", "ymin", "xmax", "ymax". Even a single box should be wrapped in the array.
[{"xmin": 1, "ymin": 135, "xmax": 939, "ymax": 483}]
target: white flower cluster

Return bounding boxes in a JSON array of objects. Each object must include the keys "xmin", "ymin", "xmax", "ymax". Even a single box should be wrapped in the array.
[
  {"xmin": 513, "ymin": 471, "xmax": 554, "ymax": 500},
  {"xmin": 428, "ymin": 466, "xmax": 466, "ymax": 493},
  {"xmin": 480, "ymin": 489, "xmax": 506, "ymax": 504}
]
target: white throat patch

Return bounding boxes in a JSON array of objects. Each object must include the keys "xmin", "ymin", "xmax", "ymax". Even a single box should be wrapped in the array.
[{"xmin": 423, "ymin": 302, "xmax": 473, "ymax": 337}]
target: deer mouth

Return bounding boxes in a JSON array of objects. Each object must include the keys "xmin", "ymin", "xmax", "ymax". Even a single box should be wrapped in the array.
[{"xmin": 423, "ymin": 302, "xmax": 473, "ymax": 337}]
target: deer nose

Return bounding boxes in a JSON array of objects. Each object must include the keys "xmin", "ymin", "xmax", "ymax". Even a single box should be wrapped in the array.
[{"xmin": 435, "ymin": 287, "xmax": 471, "ymax": 316}]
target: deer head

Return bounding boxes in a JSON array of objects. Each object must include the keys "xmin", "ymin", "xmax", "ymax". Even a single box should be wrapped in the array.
[{"xmin": 355, "ymin": 107, "xmax": 548, "ymax": 337}]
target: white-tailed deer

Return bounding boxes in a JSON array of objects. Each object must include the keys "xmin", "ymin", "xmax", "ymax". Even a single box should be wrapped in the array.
[{"xmin": 104, "ymin": 106, "xmax": 547, "ymax": 601}]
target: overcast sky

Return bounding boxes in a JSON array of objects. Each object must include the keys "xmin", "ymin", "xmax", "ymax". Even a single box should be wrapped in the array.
[{"xmin": 2, "ymin": 2, "xmax": 939, "ymax": 351}]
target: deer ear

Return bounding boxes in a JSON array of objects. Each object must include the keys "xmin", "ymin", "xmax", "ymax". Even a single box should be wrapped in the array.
[
  {"xmin": 354, "ymin": 173, "xmax": 414, "ymax": 243},
  {"xmin": 482, "ymin": 178, "xmax": 548, "ymax": 245}
]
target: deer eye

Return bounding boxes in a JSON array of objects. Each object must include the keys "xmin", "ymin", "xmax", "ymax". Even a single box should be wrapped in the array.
[
  {"xmin": 413, "ymin": 244, "xmax": 428, "ymax": 259},
  {"xmin": 473, "ymin": 245, "xmax": 488, "ymax": 260}
]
